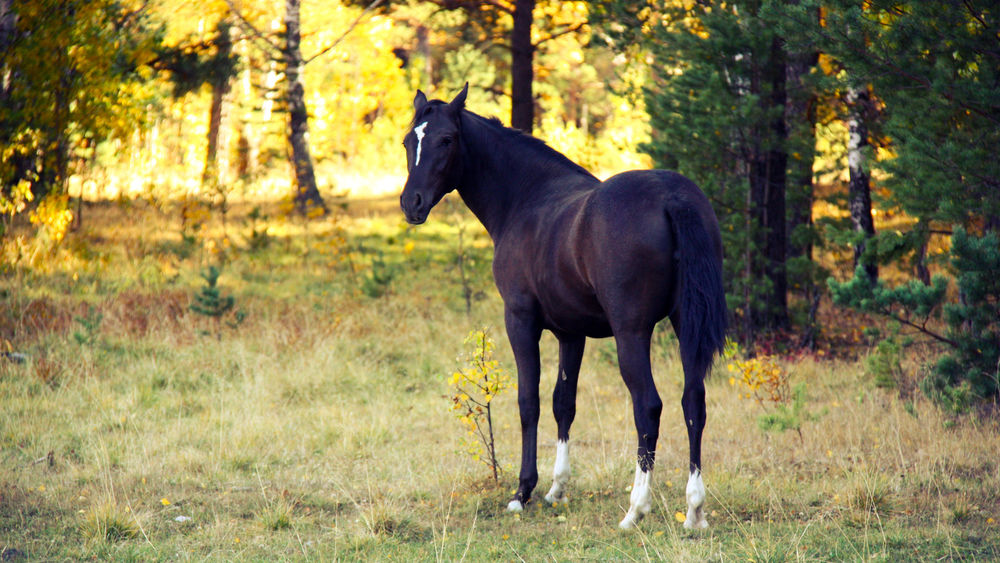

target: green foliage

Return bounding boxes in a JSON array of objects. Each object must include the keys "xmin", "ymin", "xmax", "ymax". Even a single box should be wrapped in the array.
[
  {"xmin": 865, "ymin": 336, "xmax": 906, "ymax": 391},
  {"xmin": 787, "ymin": 0, "xmax": 1000, "ymax": 270},
  {"xmin": 360, "ymin": 249, "xmax": 396, "ymax": 298},
  {"xmin": 830, "ymin": 267, "xmax": 948, "ymax": 322},
  {"xmin": 73, "ymin": 306, "xmax": 104, "ymax": 347},
  {"xmin": 923, "ymin": 228, "xmax": 1000, "ymax": 410},
  {"xmin": 156, "ymin": 20, "xmax": 238, "ymax": 98},
  {"xmin": 831, "ymin": 228, "xmax": 1000, "ymax": 410},
  {"xmin": 757, "ymin": 383, "xmax": 815, "ymax": 436},
  {"xmin": 447, "ymin": 328, "xmax": 514, "ymax": 482},
  {"xmin": 189, "ymin": 265, "xmax": 245, "ymax": 338}
]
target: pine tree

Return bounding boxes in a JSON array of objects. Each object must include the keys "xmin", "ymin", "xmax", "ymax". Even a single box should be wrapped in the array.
[
  {"xmin": 830, "ymin": 228, "xmax": 999, "ymax": 410},
  {"xmin": 627, "ymin": 1, "xmax": 794, "ymax": 345},
  {"xmin": 798, "ymin": 0, "xmax": 1000, "ymax": 408},
  {"xmin": 190, "ymin": 266, "xmax": 244, "ymax": 339},
  {"xmin": 787, "ymin": 0, "xmax": 1000, "ymax": 245}
]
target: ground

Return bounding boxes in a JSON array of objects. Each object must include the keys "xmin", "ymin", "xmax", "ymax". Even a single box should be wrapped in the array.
[{"xmin": 1, "ymin": 198, "xmax": 997, "ymax": 561}]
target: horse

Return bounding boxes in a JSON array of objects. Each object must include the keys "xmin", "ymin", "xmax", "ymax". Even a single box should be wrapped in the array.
[{"xmin": 399, "ymin": 84, "xmax": 727, "ymax": 529}]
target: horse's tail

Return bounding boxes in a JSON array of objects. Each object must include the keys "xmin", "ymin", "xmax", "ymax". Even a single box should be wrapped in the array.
[{"xmin": 666, "ymin": 192, "xmax": 728, "ymax": 378}]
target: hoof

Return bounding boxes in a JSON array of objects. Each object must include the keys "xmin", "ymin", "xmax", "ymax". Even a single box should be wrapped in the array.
[
  {"xmin": 683, "ymin": 515, "xmax": 709, "ymax": 530},
  {"xmin": 684, "ymin": 470, "xmax": 708, "ymax": 530},
  {"xmin": 507, "ymin": 500, "xmax": 524, "ymax": 512},
  {"xmin": 618, "ymin": 511, "xmax": 643, "ymax": 529},
  {"xmin": 543, "ymin": 486, "xmax": 566, "ymax": 505}
]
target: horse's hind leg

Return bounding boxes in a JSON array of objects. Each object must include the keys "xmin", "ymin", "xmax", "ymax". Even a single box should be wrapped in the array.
[
  {"xmin": 614, "ymin": 330, "xmax": 662, "ymax": 529},
  {"xmin": 544, "ymin": 336, "xmax": 585, "ymax": 504},
  {"xmin": 681, "ymin": 370, "xmax": 708, "ymax": 529},
  {"xmin": 674, "ymin": 314, "xmax": 709, "ymax": 529}
]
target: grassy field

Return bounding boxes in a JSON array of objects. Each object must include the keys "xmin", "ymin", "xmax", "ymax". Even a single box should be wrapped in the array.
[{"xmin": 1, "ymin": 197, "xmax": 998, "ymax": 561}]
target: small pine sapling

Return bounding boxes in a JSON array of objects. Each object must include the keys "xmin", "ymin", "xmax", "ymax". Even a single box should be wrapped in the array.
[
  {"xmin": 73, "ymin": 306, "xmax": 103, "ymax": 347},
  {"xmin": 190, "ymin": 266, "xmax": 245, "ymax": 338},
  {"xmin": 246, "ymin": 205, "xmax": 271, "ymax": 251},
  {"xmin": 361, "ymin": 250, "xmax": 395, "ymax": 298}
]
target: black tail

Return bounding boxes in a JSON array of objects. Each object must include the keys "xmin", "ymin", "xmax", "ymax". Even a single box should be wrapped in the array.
[{"xmin": 666, "ymin": 200, "xmax": 727, "ymax": 377}]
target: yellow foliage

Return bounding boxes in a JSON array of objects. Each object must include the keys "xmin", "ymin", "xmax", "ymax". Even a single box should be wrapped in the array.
[
  {"xmin": 726, "ymin": 355, "xmax": 791, "ymax": 405},
  {"xmin": 29, "ymin": 194, "xmax": 74, "ymax": 245},
  {"xmin": 0, "ymin": 179, "xmax": 33, "ymax": 217},
  {"xmin": 446, "ymin": 328, "xmax": 513, "ymax": 479}
]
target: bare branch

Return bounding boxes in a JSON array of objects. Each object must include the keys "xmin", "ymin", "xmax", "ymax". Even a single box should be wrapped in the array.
[
  {"xmin": 533, "ymin": 21, "xmax": 587, "ymax": 47},
  {"xmin": 224, "ymin": 0, "xmax": 283, "ymax": 57},
  {"xmin": 426, "ymin": 0, "xmax": 514, "ymax": 15},
  {"xmin": 304, "ymin": 0, "xmax": 385, "ymax": 65}
]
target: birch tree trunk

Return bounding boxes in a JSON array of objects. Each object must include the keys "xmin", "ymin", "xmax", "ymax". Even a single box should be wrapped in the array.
[
  {"xmin": 284, "ymin": 0, "xmax": 327, "ymax": 215},
  {"xmin": 846, "ymin": 84, "xmax": 877, "ymax": 280},
  {"xmin": 0, "ymin": 0, "xmax": 13, "ymax": 103}
]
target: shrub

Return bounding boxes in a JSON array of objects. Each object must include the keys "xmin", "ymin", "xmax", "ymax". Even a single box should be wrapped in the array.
[
  {"xmin": 830, "ymin": 227, "xmax": 1000, "ymax": 412},
  {"xmin": 447, "ymin": 328, "xmax": 514, "ymax": 482}
]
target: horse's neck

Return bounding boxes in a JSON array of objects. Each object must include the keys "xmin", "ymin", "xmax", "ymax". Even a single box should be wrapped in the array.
[{"xmin": 457, "ymin": 114, "xmax": 593, "ymax": 239}]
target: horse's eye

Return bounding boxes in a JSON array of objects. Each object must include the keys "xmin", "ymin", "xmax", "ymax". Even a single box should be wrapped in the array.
[{"xmin": 440, "ymin": 137, "xmax": 453, "ymax": 147}]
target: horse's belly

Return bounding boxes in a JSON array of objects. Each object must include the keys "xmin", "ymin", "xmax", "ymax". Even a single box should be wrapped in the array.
[{"xmin": 538, "ymin": 293, "xmax": 613, "ymax": 338}]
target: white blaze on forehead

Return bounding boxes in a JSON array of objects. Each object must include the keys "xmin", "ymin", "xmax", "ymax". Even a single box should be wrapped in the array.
[{"xmin": 413, "ymin": 121, "xmax": 428, "ymax": 167}]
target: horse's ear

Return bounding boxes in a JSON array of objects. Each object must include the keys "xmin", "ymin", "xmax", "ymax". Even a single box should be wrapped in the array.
[
  {"xmin": 413, "ymin": 90, "xmax": 428, "ymax": 110},
  {"xmin": 449, "ymin": 83, "xmax": 468, "ymax": 110}
]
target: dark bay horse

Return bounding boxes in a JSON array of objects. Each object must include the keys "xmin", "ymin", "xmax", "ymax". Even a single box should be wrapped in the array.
[{"xmin": 400, "ymin": 85, "xmax": 727, "ymax": 529}]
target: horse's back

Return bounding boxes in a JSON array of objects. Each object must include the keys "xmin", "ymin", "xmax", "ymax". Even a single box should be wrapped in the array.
[{"xmin": 596, "ymin": 170, "xmax": 721, "ymax": 259}]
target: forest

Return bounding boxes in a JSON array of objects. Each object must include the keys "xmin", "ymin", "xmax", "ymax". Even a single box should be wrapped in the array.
[{"xmin": 1, "ymin": 0, "xmax": 998, "ymax": 560}]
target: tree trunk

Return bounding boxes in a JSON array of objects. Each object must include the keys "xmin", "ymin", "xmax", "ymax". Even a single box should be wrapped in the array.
[
  {"xmin": 510, "ymin": 0, "xmax": 535, "ymax": 132},
  {"xmin": 416, "ymin": 24, "xmax": 432, "ymax": 91},
  {"xmin": 203, "ymin": 20, "xmax": 233, "ymax": 188},
  {"xmin": 749, "ymin": 35, "xmax": 789, "ymax": 331},
  {"xmin": 846, "ymin": 84, "xmax": 877, "ymax": 280},
  {"xmin": 784, "ymin": 9, "xmax": 820, "ymax": 347},
  {"xmin": 0, "ymin": 0, "xmax": 14, "ymax": 103},
  {"xmin": 284, "ymin": 0, "xmax": 327, "ymax": 216},
  {"xmin": 765, "ymin": 35, "xmax": 788, "ymax": 329},
  {"xmin": 785, "ymin": 45, "xmax": 817, "ymax": 261}
]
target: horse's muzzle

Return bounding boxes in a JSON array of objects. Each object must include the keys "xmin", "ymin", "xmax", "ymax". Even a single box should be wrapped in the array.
[{"xmin": 401, "ymin": 187, "xmax": 431, "ymax": 225}]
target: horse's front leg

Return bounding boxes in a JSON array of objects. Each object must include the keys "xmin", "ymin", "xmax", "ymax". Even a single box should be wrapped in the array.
[{"xmin": 504, "ymin": 306, "xmax": 542, "ymax": 512}]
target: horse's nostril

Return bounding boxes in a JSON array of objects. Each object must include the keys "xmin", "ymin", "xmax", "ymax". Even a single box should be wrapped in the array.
[{"xmin": 414, "ymin": 193, "xmax": 423, "ymax": 208}]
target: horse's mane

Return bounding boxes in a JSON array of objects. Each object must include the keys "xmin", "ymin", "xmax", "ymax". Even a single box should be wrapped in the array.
[
  {"xmin": 410, "ymin": 100, "xmax": 595, "ymax": 180},
  {"xmin": 461, "ymin": 110, "xmax": 596, "ymax": 180}
]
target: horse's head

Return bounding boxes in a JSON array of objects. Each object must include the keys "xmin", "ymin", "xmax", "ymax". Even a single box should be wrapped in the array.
[{"xmin": 400, "ymin": 84, "xmax": 467, "ymax": 225}]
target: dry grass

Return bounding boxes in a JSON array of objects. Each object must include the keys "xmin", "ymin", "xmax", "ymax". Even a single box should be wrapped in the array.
[{"xmin": 0, "ymin": 199, "xmax": 997, "ymax": 560}]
